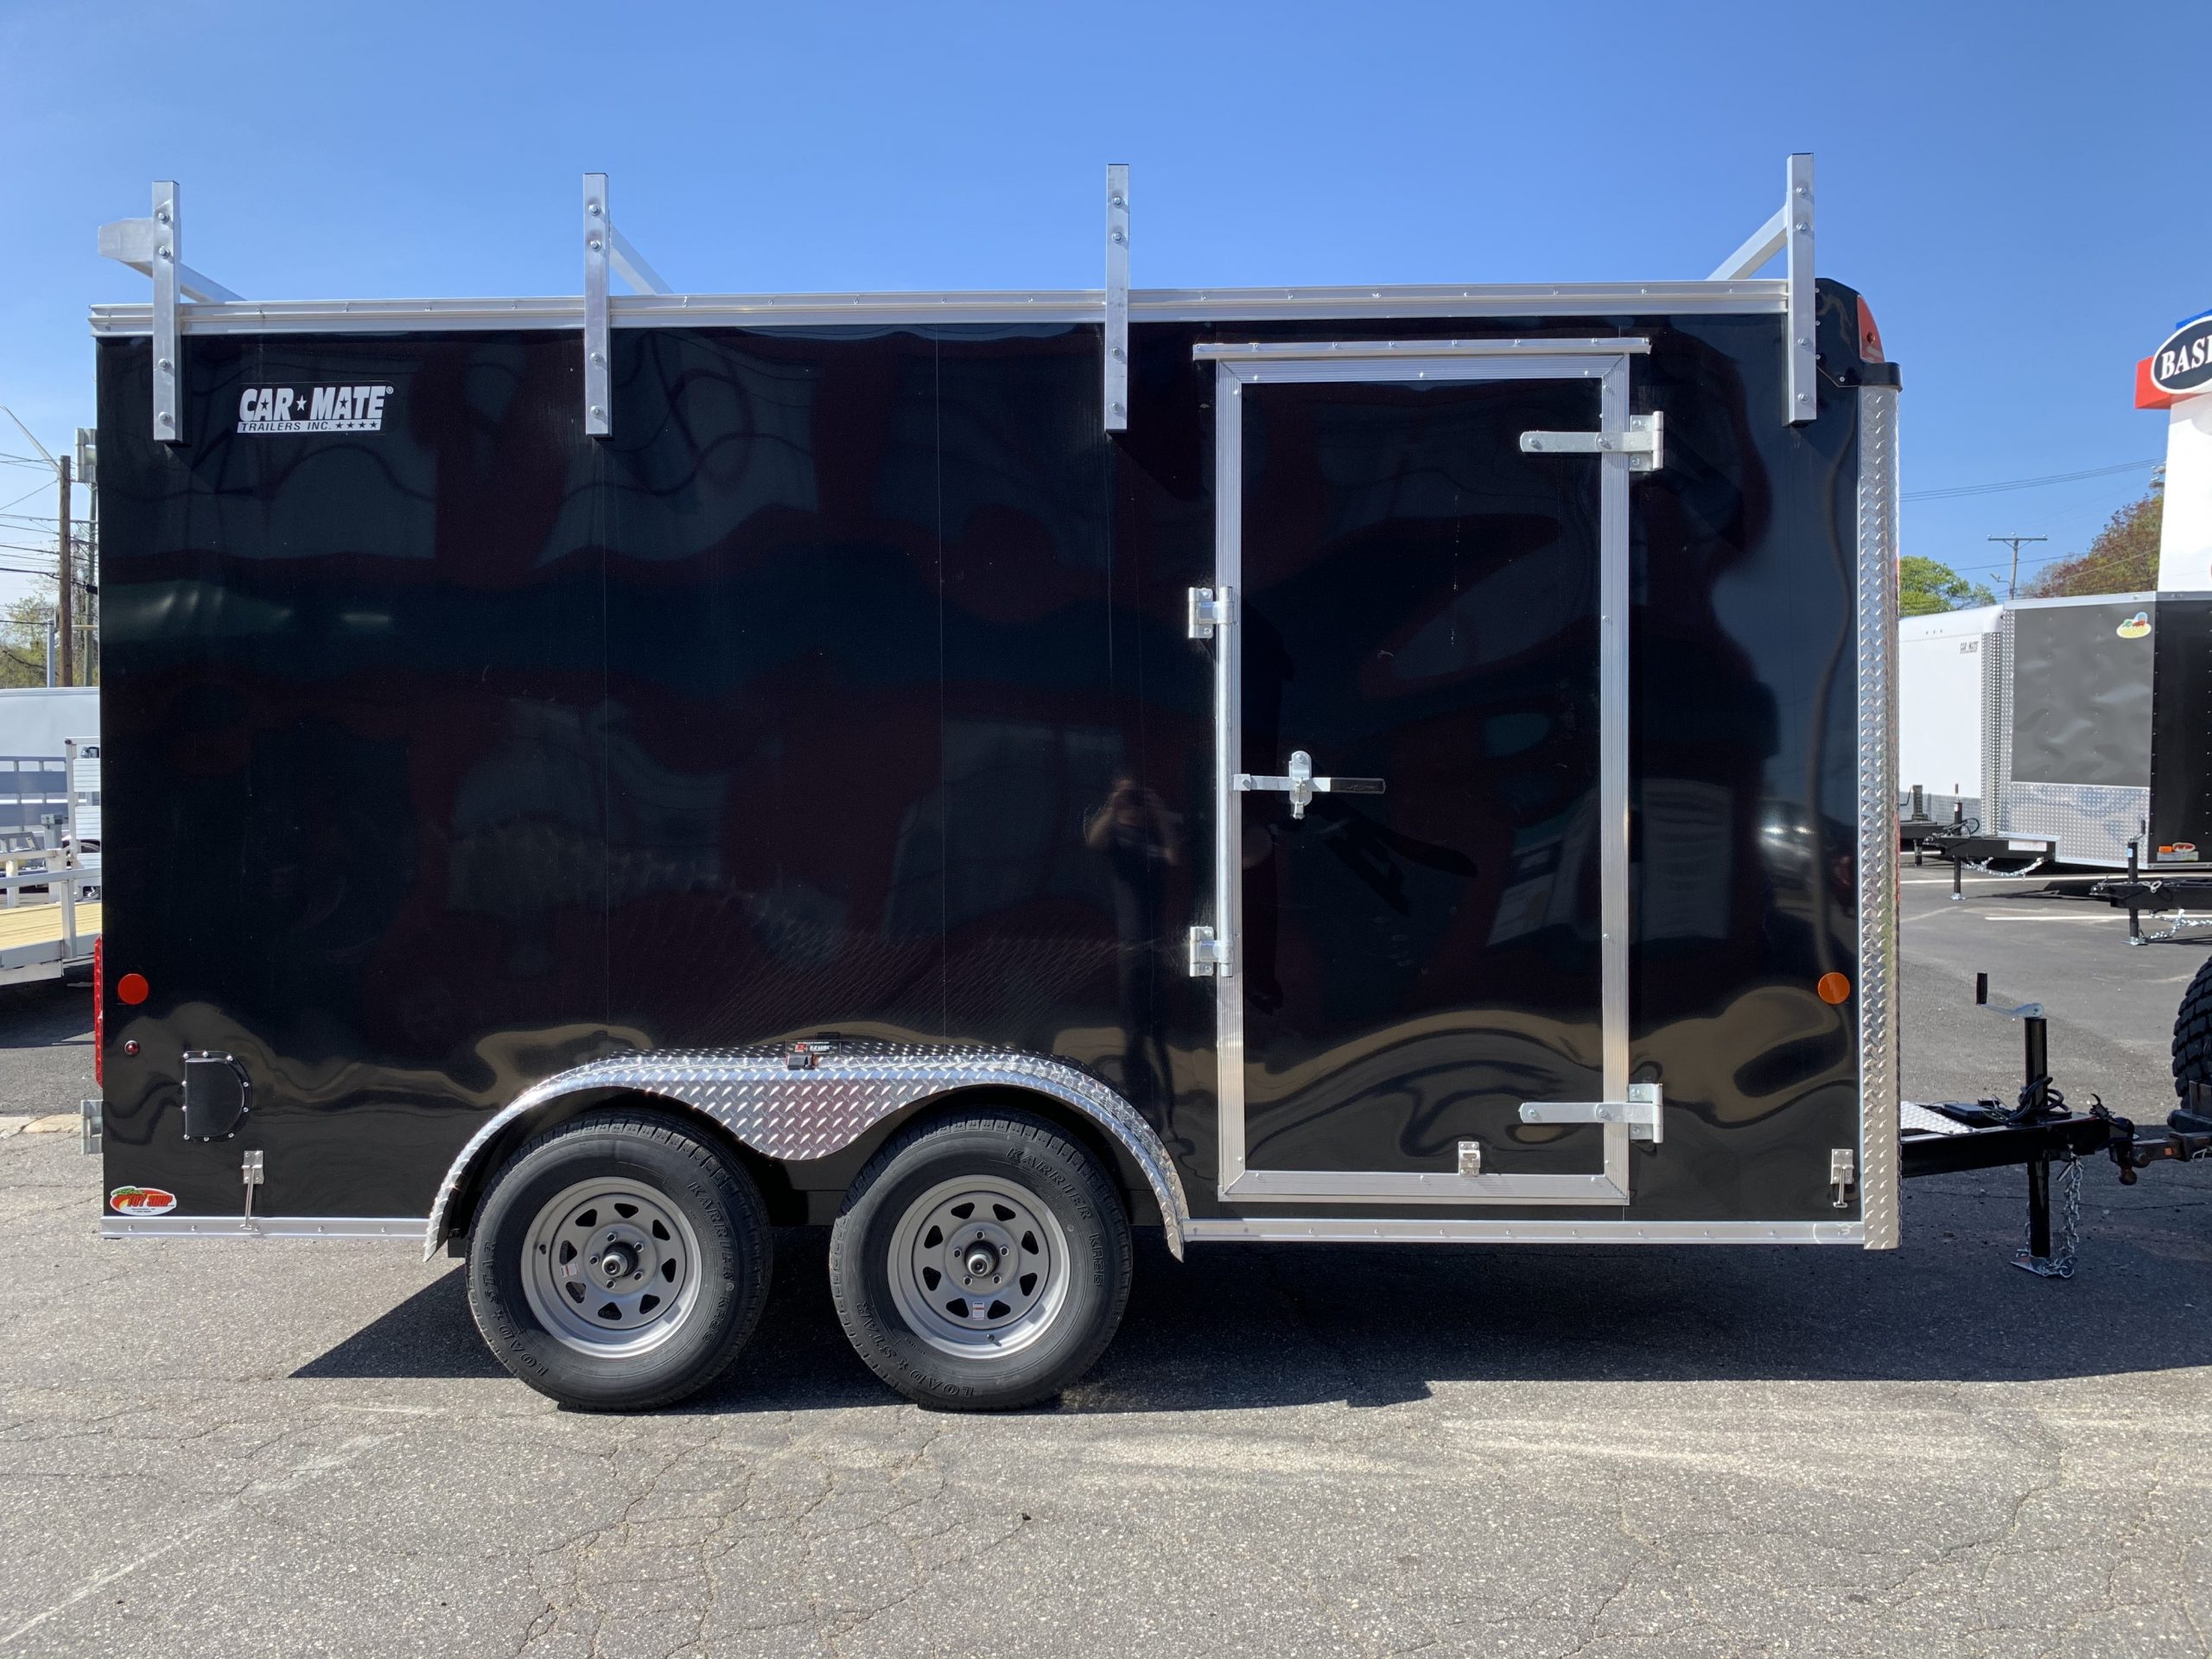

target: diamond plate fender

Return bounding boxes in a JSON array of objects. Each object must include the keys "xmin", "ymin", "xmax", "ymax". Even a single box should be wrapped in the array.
[{"xmin": 423, "ymin": 1042, "xmax": 1189, "ymax": 1261}]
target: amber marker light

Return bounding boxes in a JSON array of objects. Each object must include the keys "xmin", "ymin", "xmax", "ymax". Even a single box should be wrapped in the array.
[{"xmin": 1816, "ymin": 972, "xmax": 1852, "ymax": 1005}]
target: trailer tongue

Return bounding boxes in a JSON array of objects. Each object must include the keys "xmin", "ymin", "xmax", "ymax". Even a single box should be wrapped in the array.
[{"xmin": 1901, "ymin": 974, "xmax": 2212, "ymax": 1277}]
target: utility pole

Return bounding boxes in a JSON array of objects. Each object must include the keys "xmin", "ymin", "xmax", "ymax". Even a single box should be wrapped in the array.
[
  {"xmin": 55, "ymin": 456, "xmax": 72, "ymax": 686},
  {"xmin": 76, "ymin": 430, "xmax": 97, "ymax": 685},
  {"xmin": 0, "ymin": 410, "xmax": 84, "ymax": 686},
  {"xmin": 1989, "ymin": 535, "xmax": 2048, "ymax": 600}
]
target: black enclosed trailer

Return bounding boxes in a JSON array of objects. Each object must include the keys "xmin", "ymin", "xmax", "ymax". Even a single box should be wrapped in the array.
[{"xmin": 87, "ymin": 157, "xmax": 1918, "ymax": 1408}]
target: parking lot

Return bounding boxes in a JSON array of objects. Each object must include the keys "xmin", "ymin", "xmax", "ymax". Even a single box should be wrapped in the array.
[{"xmin": 2, "ymin": 873, "xmax": 2207, "ymax": 1658}]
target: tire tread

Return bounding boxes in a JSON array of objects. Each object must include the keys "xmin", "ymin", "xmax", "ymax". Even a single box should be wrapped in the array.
[
  {"xmin": 829, "ymin": 1107, "xmax": 1131, "ymax": 1410},
  {"xmin": 2173, "ymin": 955, "xmax": 2212, "ymax": 1100},
  {"xmin": 467, "ymin": 1108, "xmax": 772, "ymax": 1412}
]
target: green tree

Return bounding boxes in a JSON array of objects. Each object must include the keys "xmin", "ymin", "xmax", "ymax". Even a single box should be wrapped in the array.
[
  {"xmin": 1899, "ymin": 556, "xmax": 1997, "ymax": 617},
  {"xmin": 0, "ymin": 597, "xmax": 52, "ymax": 689},
  {"xmin": 2024, "ymin": 477, "xmax": 2163, "ymax": 598}
]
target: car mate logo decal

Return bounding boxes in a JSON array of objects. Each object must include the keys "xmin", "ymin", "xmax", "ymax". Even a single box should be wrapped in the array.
[
  {"xmin": 2118, "ymin": 610, "xmax": 2152, "ymax": 639},
  {"xmin": 2149, "ymin": 316, "xmax": 2212, "ymax": 397},
  {"xmin": 236, "ymin": 384, "xmax": 394, "ymax": 435},
  {"xmin": 108, "ymin": 1185, "xmax": 178, "ymax": 1216}
]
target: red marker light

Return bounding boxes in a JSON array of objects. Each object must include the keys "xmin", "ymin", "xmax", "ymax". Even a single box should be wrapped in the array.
[{"xmin": 117, "ymin": 972, "xmax": 149, "ymax": 1006}]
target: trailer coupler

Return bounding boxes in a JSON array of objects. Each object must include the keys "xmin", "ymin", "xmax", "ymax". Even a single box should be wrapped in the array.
[{"xmin": 2095, "ymin": 1099, "xmax": 2212, "ymax": 1185}]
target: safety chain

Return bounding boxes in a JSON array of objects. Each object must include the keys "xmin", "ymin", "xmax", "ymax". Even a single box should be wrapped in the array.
[
  {"xmin": 1959, "ymin": 854, "xmax": 2046, "ymax": 878},
  {"xmin": 2013, "ymin": 1152, "xmax": 2083, "ymax": 1280},
  {"xmin": 2135, "ymin": 911, "xmax": 2212, "ymax": 944}
]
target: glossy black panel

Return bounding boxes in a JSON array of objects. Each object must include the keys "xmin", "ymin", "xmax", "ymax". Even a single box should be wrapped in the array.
[
  {"xmin": 1236, "ymin": 377, "xmax": 1606, "ymax": 1173},
  {"xmin": 99, "ymin": 332, "xmax": 616, "ymax": 1218},
  {"xmin": 97, "ymin": 286, "xmax": 1878, "ymax": 1228},
  {"xmin": 2150, "ymin": 597, "xmax": 2212, "ymax": 857}
]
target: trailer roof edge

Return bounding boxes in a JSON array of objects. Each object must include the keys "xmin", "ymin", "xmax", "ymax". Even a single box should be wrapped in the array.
[{"xmin": 87, "ymin": 279, "xmax": 1791, "ymax": 338}]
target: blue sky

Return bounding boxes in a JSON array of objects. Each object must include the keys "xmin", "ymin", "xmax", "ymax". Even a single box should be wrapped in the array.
[{"xmin": 0, "ymin": 0, "xmax": 2199, "ymax": 607}]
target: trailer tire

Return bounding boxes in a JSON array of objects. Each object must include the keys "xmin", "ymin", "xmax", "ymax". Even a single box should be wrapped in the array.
[
  {"xmin": 829, "ymin": 1109, "xmax": 1131, "ymax": 1410},
  {"xmin": 466, "ymin": 1109, "xmax": 772, "ymax": 1412},
  {"xmin": 2173, "ymin": 953, "xmax": 2212, "ymax": 1101}
]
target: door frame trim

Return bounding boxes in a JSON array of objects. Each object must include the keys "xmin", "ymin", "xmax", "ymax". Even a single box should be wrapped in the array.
[{"xmin": 1203, "ymin": 341, "xmax": 1646, "ymax": 1205}]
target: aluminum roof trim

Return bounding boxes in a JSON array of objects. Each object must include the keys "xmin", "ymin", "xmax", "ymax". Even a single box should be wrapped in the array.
[{"xmin": 89, "ymin": 279, "xmax": 1790, "ymax": 337}]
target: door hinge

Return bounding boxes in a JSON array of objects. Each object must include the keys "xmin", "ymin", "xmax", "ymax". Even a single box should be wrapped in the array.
[
  {"xmin": 1186, "ymin": 925, "xmax": 1231, "ymax": 977},
  {"xmin": 1829, "ymin": 1147, "xmax": 1857, "ymax": 1209},
  {"xmin": 1518, "ymin": 1081, "xmax": 1664, "ymax": 1143},
  {"xmin": 1520, "ymin": 411, "xmax": 1665, "ymax": 474},
  {"xmin": 1188, "ymin": 585, "xmax": 1230, "ymax": 640},
  {"xmin": 80, "ymin": 1096, "xmax": 102, "ymax": 1154}
]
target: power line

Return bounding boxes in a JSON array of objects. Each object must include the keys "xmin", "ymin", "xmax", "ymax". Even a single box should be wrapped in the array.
[{"xmin": 1904, "ymin": 457, "xmax": 2160, "ymax": 503}]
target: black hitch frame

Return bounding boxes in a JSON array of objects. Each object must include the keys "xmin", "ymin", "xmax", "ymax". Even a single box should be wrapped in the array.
[{"xmin": 1899, "ymin": 974, "xmax": 2212, "ymax": 1274}]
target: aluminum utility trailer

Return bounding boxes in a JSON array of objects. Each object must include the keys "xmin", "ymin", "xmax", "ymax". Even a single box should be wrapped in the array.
[
  {"xmin": 90, "ymin": 153, "xmax": 2040, "ymax": 1413},
  {"xmin": 0, "ymin": 736, "xmax": 102, "ymax": 988}
]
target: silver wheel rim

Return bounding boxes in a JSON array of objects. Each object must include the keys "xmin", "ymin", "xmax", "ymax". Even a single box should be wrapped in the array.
[
  {"xmin": 887, "ymin": 1174, "xmax": 1070, "ymax": 1359},
  {"xmin": 521, "ymin": 1176, "xmax": 702, "ymax": 1358}
]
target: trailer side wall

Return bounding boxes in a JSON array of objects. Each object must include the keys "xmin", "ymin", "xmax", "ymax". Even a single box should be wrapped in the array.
[{"xmin": 95, "ymin": 291, "xmax": 1877, "ymax": 1227}]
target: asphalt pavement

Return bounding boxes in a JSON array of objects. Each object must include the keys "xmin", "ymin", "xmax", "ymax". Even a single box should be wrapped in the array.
[{"xmin": 0, "ymin": 873, "xmax": 2207, "ymax": 1657}]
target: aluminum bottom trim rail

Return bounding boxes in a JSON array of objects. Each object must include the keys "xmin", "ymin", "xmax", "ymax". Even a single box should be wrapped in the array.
[
  {"xmin": 1184, "ymin": 1218, "xmax": 1866, "ymax": 1244},
  {"xmin": 102, "ymin": 1216, "xmax": 423, "ymax": 1240}
]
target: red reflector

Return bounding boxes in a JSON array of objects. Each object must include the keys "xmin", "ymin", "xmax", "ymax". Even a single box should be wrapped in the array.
[
  {"xmin": 92, "ymin": 938, "xmax": 104, "ymax": 1086},
  {"xmin": 1855, "ymin": 296, "xmax": 1885, "ymax": 364},
  {"xmin": 117, "ymin": 972, "xmax": 149, "ymax": 1007}
]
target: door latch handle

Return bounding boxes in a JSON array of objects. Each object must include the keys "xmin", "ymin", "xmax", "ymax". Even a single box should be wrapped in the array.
[{"xmin": 1236, "ymin": 750, "xmax": 1386, "ymax": 821}]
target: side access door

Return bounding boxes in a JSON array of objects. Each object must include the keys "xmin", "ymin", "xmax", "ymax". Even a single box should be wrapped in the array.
[{"xmin": 1192, "ymin": 340, "xmax": 1659, "ymax": 1207}]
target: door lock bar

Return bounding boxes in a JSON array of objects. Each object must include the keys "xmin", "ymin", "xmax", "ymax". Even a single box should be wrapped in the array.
[{"xmin": 1237, "ymin": 750, "xmax": 1386, "ymax": 820}]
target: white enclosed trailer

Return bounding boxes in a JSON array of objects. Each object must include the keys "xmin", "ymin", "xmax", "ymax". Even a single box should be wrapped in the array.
[{"xmin": 1897, "ymin": 604, "xmax": 2000, "ymax": 827}]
